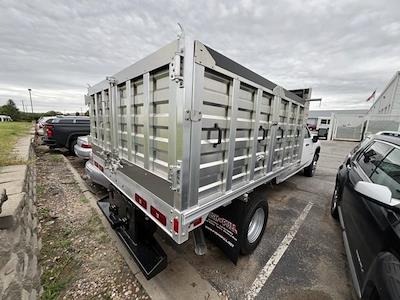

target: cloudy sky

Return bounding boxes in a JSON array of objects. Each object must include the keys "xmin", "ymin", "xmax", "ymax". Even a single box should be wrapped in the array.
[{"xmin": 1, "ymin": 0, "xmax": 399, "ymax": 113}]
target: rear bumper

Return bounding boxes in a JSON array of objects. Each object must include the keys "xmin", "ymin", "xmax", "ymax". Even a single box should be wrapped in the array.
[
  {"xmin": 43, "ymin": 138, "xmax": 57, "ymax": 147},
  {"xmin": 85, "ymin": 160, "xmax": 110, "ymax": 188},
  {"xmin": 74, "ymin": 144, "xmax": 91, "ymax": 160}
]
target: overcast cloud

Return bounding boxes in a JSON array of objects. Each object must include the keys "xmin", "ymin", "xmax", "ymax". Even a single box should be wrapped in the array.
[{"xmin": 1, "ymin": 0, "xmax": 399, "ymax": 112}]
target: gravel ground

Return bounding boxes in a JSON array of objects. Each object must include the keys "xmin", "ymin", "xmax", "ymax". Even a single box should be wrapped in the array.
[{"xmin": 36, "ymin": 145, "xmax": 149, "ymax": 300}]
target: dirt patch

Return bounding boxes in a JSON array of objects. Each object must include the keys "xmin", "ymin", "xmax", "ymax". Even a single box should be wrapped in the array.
[{"xmin": 36, "ymin": 146, "xmax": 149, "ymax": 300}]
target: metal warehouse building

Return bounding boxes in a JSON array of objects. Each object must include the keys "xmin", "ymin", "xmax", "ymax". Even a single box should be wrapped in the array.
[
  {"xmin": 308, "ymin": 71, "xmax": 400, "ymax": 141},
  {"xmin": 365, "ymin": 71, "xmax": 400, "ymax": 135}
]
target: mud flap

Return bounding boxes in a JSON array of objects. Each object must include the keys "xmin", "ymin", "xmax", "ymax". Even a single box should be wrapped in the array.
[
  {"xmin": 203, "ymin": 204, "xmax": 242, "ymax": 264},
  {"xmin": 97, "ymin": 192, "xmax": 167, "ymax": 280}
]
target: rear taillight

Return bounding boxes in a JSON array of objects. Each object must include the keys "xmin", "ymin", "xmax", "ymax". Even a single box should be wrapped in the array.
[
  {"xmin": 82, "ymin": 143, "xmax": 92, "ymax": 149},
  {"xmin": 94, "ymin": 161, "xmax": 104, "ymax": 172},
  {"xmin": 134, "ymin": 194, "xmax": 147, "ymax": 209},
  {"xmin": 173, "ymin": 218, "xmax": 179, "ymax": 234},
  {"xmin": 151, "ymin": 206, "xmax": 167, "ymax": 226},
  {"xmin": 46, "ymin": 125, "xmax": 54, "ymax": 138}
]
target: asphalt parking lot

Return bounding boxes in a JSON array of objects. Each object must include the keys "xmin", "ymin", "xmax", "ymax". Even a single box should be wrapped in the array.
[{"xmin": 68, "ymin": 140, "xmax": 359, "ymax": 300}]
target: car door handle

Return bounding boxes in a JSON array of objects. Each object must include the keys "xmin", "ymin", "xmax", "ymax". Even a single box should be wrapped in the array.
[{"xmin": 305, "ymin": 143, "xmax": 310, "ymax": 146}]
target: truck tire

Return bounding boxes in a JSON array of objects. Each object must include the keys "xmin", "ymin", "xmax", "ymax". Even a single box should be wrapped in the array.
[
  {"xmin": 69, "ymin": 138, "xmax": 77, "ymax": 155},
  {"xmin": 239, "ymin": 196, "xmax": 268, "ymax": 255},
  {"xmin": 304, "ymin": 153, "xmax": 318, "ymax": 177}
]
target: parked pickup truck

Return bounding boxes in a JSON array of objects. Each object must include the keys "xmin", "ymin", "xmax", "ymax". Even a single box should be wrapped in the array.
[
  {"xmin": 87, "ymin": 37, "xmax": 321, "ymax": 279},
  {"xmin": 43, "ymin": 116, "xmax": 90, "ymax": 154}
]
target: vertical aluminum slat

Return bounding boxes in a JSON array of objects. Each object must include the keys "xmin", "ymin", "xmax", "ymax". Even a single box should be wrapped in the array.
[
  {"xmin": 110, "ymin": 83, "xmax": 117, "ymax": 155},
  {"xmin": 115, "ymin": 85, "xmax": 122, "ymax": 157},
  {"xmin": 188, "ymin": 63, "xmax": 205, "ymax": 208},
  {"xmin": 168, "ymin": 66, "xmax": 178, "ymax": 165},
  {"xmin": 126, "ymin": 80, "xmax": 133, "ymax": 161},
  {"xmin": 180, "ymin": 38, "xmax": 195, "ymax": 210},
  {"xmin": 101, "ymin": 91, "xmax": 107, "ymax": 151},
  {"xmin": 94, "ymin": 93, "xmax": 101, "ymax": 146},
  {"xmin": 249, "ymin": 88, "xmax": 262, "ymax": 180},
  {"xmin": 282, "ymin": 101, "xmax": 291, "ymax": 164},
  {"xmin": 225, "ymin": 79, "xmax": 240, "ymax": 191},
  {"xmin": 267, "ymin": 92, "xmax": 281, "ymax": 172},
  {"xmin": 89, "ymin": 95, "xmax": 95, "ymax": 141},
  {"xmin": 143, "ymin": 72, "xmax": 151, "ymax": 170}
]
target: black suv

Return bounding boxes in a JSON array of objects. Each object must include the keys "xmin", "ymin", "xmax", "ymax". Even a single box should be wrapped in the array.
[{"xmin": 331, "ymin": 134, "xmax": 400, "ymax": 299}]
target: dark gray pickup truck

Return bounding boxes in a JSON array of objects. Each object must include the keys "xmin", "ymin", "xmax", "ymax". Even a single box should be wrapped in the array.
[{"xmin": 43, "ymin": 116, "xmax": 90, "ymax": 153}]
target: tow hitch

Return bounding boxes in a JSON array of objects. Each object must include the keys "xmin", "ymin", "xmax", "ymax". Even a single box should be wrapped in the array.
[{"xmin": 97, "ymin": 189, "xmax": 167, "ymax": 280}]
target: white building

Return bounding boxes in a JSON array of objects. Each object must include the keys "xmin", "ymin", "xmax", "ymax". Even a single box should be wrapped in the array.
[
  {"xmin": 368, "ymin": 71, "xmax": 400, "ymax": 115},
  {"xmin": 365, "ymin": 71, "xmax": 400, "ymax": 135}
]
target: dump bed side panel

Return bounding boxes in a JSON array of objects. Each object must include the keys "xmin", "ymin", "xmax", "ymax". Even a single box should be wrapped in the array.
[{"xmin": 191, "ymin": 41, "xmax": 307, "ymax": 205}]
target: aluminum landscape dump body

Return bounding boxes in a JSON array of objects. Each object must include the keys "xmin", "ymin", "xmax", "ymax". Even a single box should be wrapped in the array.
[{"xmin": 87, "ymin": 38, "xmax": 310, "ymax": 247}]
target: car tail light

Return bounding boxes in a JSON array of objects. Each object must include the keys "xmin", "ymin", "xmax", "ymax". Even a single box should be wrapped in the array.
[
  {"xmin": 46, "ymin": 125, "xmax": 54, "ymax": 138},
  {"xmin": 150, "ymin": 206, "xmax": 166, "ymax": 226},
  {"xmin": 173, "ymin": 218, "xmax": 179, "ymax": 234},
  {"xmin": 134, "ymin": 194, "xmax": 147, "ymax": 209},
  {"xmin": 82, "ymin": 143, "xmax": 92, "ymax": 149}
]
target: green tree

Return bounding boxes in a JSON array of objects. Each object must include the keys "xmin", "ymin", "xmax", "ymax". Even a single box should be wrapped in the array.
[{"xmin": 0, "ymin": 99, "xmax": 20, "ymax": 120}]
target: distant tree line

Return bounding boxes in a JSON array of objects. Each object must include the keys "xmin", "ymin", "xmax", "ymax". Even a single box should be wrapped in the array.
[{"xmin": 0, "ymin": 99, "xmax": 62, "ymax": 121}]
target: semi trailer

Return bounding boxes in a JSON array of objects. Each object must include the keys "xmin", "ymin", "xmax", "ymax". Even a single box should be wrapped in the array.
[{"xmin": 86, "ymin": 36, "xmax": 321, "ymax": 279}]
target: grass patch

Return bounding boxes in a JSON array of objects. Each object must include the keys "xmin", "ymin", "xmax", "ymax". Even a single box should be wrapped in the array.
[
  {"xmin": 79, "ymin": 195, "xmax": 88, "ymax": 204},
  {"xmin": 36, "ymin": 184, "xmax": 45, "ymax": 198},
  {"xmin": 41, "ymin": 223, "xmax": 78, "ymax": 300},
  {"xmin": 49, "ymin": 154, "xmax": 63, "ymax": 162},
  {"xmin": 38, "ymin": 207, "xmax": 50, "ymax": 220},
  {"xmin": 0, "ymin": 122, "xmax": 31, "ymax": 166}
]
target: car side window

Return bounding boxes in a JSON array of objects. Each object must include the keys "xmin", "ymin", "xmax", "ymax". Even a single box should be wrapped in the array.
[
  {"xmin": 75, "ymin": 119, "xmax": 90, "ymax": 124},
  {"xmin": 58, "ymin": 119, "xmax": 74, "ymax": 124},
  {"xmin": 370, "ymin": 148, "xmax": 400, "ymax": 199},
  {"xmin": 357, "ymin": 142, "xmax": 392, "ymax": 177},
  {"xmin": 304, "ymin": 127, "xmax": 311, "ymax": 139}
]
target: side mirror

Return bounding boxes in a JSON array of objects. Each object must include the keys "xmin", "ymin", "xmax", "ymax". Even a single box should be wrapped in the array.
[
  {"xmin": 312, "ymin": 135, "xmax": 319, "ymax": 143},
  {"xmin": 354, "ymin": 182, "xmax": 400, "ymax": 211}
]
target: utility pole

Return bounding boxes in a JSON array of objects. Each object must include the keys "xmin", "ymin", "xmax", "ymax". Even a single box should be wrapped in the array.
[
  {"xmin": 21, "ymin": 100, "xmax": 25, "ymax": 113},
  {"xmin": 28, "ymin": 89, "xmax": 33, "ymax": 113}
]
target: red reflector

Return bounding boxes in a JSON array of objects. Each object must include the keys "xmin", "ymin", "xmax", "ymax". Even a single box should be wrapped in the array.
[
  {"xmin": 192, "ymin": 217, "xmax": 202, "ymax": 227},
  {"xmin": 134, "ymin": 194, "xmax": 147, "ymax": 209},
  {"xmin": 173, "ymin": 218, "xmax": 179, "ymax": 234},
  {"xmin": 82, "ymin": 143, "xmax": 92, "ymax": 148},
  {"xmin": 94, "ymin": 161, "xmax": 104, "ymax": 172},
  {"xmin": 150, "ymin": 206, "xmax": 166, "ymax": 226}
]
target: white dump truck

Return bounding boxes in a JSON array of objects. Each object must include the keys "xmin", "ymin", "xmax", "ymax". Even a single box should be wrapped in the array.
[{"xmin": 86, "ymin": 36, "xmax": 321, "ymax": 279}]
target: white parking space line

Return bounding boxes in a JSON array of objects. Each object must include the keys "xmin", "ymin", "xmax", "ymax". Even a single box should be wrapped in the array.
[{"xmin": 245, "ymin": 202, "xmax": 314, "ymax": 300}]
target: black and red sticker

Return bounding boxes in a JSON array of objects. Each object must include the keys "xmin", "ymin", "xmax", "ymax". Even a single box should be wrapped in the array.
[{"xmin": 204, "ymin": 206, "xmax": 241, "ymax": 264}]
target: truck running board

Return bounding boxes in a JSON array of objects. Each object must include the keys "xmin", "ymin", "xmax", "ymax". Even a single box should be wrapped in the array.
[{"xmin": 97, "ymin": 195, "xmax": 167, "ymax": 280}]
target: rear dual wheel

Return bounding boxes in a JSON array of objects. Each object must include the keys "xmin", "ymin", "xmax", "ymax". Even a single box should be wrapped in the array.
[{"xmin": 239, "ymin": 196, "xmax": 269, "ymax": 255}]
